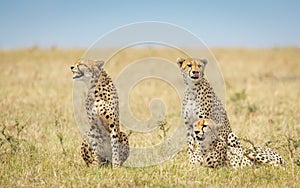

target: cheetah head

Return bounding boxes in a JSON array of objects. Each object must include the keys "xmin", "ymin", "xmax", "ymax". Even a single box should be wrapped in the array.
[
  {"xmin": 194, "ymin": 118, "xmax": 218, "ymax": 142},
  {"xmin": 177, "ymin": 58, "xmax": 207, "ymax": 82},
  {"xmin": 70, "ymin": 59, "xmax": 104, "ymax": 81}
]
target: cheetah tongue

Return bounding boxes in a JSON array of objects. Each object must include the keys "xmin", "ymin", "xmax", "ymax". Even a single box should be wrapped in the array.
[{"xmin": 193, "ymin": 73, "xmax": 199, "ymax": 78}]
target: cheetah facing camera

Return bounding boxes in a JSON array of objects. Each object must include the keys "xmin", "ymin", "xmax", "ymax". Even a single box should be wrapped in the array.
[
  {"xmin": 177, "ymin": 57, "xmax": 233, "ymax": 166},
  {"xmin": 177, "ymin": 57, "xmax": 284, "ymax": 168},
  {"xmin": 193, "ymin": 118, "xmax": 252, "ymax": 168},
  {"xmin": 192, "ymin": 119, "xmax": 228, "ymax": 168},
  {"xmin": 194, "ymin": 118, "xmax": 285, "ymax": 168},
  {"xmin": 70, "ymin": 59, "xmax": 129, "ymax": 168}
]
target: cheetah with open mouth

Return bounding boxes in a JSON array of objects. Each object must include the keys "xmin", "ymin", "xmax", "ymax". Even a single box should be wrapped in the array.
[{"xmin": 70, "ymin": 59, "xmax": 129, "ymax": 167}]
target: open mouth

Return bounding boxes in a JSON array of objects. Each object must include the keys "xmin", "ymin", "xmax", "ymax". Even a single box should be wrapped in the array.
[
  {"xmin": 72, "ymin": 70, "xmax": 83, "ymax": 79},
  {"xmin": 191, "ymin": 72, "xmax": 199, "ymax": 79},
  {"xmin": 196, "ymin": 134, "xmax": 205, "ymax": 141},
  {"xmin": 73, "ymin": 74, "xmax": 83, "ymax": 79}
]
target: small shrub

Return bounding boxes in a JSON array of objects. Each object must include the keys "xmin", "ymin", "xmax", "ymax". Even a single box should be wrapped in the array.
[
  {"xmin": 157, "ymin": 118, "xmax": 168, "ymax": 139},
  {"xmin": 0, "ymin": 119, "xmax": 26, "ymax": 154}
]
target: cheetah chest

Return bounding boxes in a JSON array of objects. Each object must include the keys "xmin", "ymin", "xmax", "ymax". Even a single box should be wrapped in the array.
[
  {"xmin": 184, "ymin": 96, "xmax": 202, "ymax": 125},
  {"xmin": 85, "ymin": 97, "xmax": 113, "ymax": 161}
]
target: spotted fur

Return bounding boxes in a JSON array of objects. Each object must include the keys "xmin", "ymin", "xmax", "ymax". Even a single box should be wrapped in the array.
[
  {"xmin": 193, "ymin": 118, "xmax": 284, "ymax": 168},
  {"xmin": 177, "ymin": 57, "xmax": 284, "ymax": 168},
  {"xmin": 71, "ymin": 59, "xmax": 129, "ymax": 167},
  {"xmin": 192, "ymin": 119, "xmax": 228, "ymax": 168},
  {"xmin": 247, "ymin": 146, "xmax": 285, "ymax": 166},
  {"xmin": 177, "ymin": 57, "xmax": 232, "ymax": 166}
]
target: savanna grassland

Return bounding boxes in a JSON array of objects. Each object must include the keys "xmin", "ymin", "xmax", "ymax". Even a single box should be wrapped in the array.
[{"xmin": 0, "ymin": 47, "xmax": 299, "ymax": 187}]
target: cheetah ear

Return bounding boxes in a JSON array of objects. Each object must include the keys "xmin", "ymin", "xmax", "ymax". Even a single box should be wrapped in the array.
[
  {"xmin": 176, "ymin": 57, "xmax": 185, "ymax": 67},
  {"xmin": 200, "ymin": 58, "xmax": 208, "ymax": 67},
  {"xmin": 95, "ymin": 60, "xmax": 104, "ymax": 70},
  {"xmin": 195, "ymin": 119, "xmax": 204, "ymax": 130},
  {"xmin": 208, "ymin": 119, "xmax": 220, "ymax": 131}
]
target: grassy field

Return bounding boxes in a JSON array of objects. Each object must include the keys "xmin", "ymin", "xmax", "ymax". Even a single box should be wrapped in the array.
[{"xmin": 0, "ymin": 47, "xmax": 299, "ymax": 187}]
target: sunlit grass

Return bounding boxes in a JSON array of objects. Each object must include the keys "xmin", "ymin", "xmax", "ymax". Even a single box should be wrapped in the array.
[{"xmin": 0, "ymin": 47, "xmax": 299, "ymax": 187}]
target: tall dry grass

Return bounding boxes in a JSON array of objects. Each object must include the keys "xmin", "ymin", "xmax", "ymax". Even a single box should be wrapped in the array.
[{"xmin": 0, "ymin": 47, "xmax": 299, "ymax": 187}]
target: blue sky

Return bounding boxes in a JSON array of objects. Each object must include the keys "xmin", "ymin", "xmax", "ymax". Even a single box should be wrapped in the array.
[{"xmin": 0, "ymin": 0, "xmax": 299, "ymax": 48}]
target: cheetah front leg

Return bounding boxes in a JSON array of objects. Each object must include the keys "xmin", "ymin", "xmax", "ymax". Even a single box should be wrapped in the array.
[
  {"xmin": 110, "ymin": 133, "xmax": 121, "ymax": 168},
  {"xmin": 186, "ymin": 125, "xmax": 196, "ymax": 165},
  {"xmin": 119, "ymin": 131, "xmax": 130, "ymax": 165},
  {"xmin": 81, "ymin": 138, "xmax": 100, "ymax": 167},
  {"xmin": 96, "ymin": 102, "xmax": 121, "ymax": 168}
]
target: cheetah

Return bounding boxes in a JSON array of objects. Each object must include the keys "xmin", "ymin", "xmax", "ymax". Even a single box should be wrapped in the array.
[
  {"xmin": 177, "ymin": 57, "xmax": 284, "ymax": 168},
  {"xmin": 177, "ymin": 57, "xmax": 232, "ymax": 165},
  {"xmin": 70, "ymin": 59, "xmax": 129, "ymax": 167},
  {"xmin": 193, "ymin": 118, "xmax": 285, "ymax": 168},
  {"xmin": 192, "ymin": 119, "xmax": 228, "ymax": 168}
]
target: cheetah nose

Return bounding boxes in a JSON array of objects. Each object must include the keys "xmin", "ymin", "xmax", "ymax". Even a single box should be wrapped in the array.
[
  {"xmin": 192, "ymin": 71, "xmax": 199, "ymax": 77},
  {"xmin": 195, "ymin": 130, "xmax": 200, "ymax": 134},
  {"xmin": 70, "ymin": 66, "xmax": 75, "ymax": 70}
]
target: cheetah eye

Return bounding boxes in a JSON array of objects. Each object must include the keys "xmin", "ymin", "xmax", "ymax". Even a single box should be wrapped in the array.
[
  {"xmin": 198, "ymin": 64, "xmax": 202, "ymax": 68},
  {"xmin": 202, "ymin": 124, "xmax": 207, "ymax": 128},
  {"xmin": 187, "ymin": 64, "xmax": 192, "ymax": 67}
]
